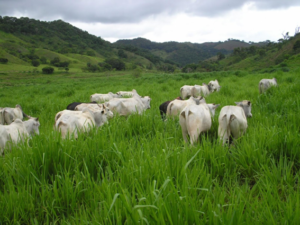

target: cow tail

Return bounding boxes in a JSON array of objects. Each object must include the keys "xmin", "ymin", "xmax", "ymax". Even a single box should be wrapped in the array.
[
  {"xmin": 168, "ymin": 102, "xmax": 174, "ymax": 115},
  {"xmin": 180, "ymin": 88, "xmax": 184, "ymax": 99},
  {"xmin": 227, "ymin": 114, "xmax": 237, "ymax": 144},
  {"xmin": 0, "ymin": 109, "xmax": 5, "ymax": 124}
]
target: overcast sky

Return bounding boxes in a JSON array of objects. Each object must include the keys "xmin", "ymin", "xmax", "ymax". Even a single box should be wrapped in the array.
[{"xmin": 0, "ymin": 0, "xmax": 299, "ymax": 44}]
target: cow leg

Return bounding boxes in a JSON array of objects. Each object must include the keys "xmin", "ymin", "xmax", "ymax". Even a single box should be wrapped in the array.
[{"xmin": 188, "ymin": 128, "xmax": 200, "ymax": 145}]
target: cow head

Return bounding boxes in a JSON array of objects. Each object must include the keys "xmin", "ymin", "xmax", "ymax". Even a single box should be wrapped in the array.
[
  {"xmin": 206, "ymin": 103, "xmax": 220, "ymax": 117},
  {"xmin": 141, "ymin": 96, "xmax": 151, "ymax": 109},
  {"xmin": 25, "ymin": 117, "xmax": 40, "ymax": 136},
  {"xmin": 208, "ymin": 80, "xmax": 221, "ymax": 92},
  {"xmin": 235, "ymin": 100, "xmax": 252, "ymax": 118}
]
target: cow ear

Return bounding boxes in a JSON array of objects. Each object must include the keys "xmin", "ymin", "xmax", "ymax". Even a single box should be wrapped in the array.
[
  {"xmin": 214, "ymin": 104, "xmax": 220, "ymax": 109},
  {"xmin": 35, "ymin": 117, "xmax": 39, "ymax": 121},
  {"xmin": 235, "ymin": 102, "xmax": 240, "ymax": 106},
  {"xmin": 180, "ymin": 111, "xmax": 186, "ymax": 119}
]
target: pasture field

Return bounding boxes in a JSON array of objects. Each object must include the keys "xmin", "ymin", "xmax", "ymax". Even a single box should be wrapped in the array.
[{"xmin": 0, "ymin": 69, "xmax": 300, "ymax": 224}]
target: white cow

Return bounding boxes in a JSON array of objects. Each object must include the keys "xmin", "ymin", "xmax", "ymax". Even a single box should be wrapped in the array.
[
  {"xmin": 218, "ymin": 100, "xmax": 252, "ymax": 145},
  {"xmin": 90, "ymin": 92, "xmax": 120, "ymax": 103},
  {"xmin": 259, "ymin": 78, "xmax": 278, "ymax": 94},
  {"xmin": 116, "ymin": 89, "xmax": 139, "ymax": 98},
  {"xmin": 55, "ymin": 104, "xmax": 113, "ymax": 124},
  {"xmin": 55, "ymin": 107, "xmax": 113, "ymax": 139},
  {"xmin": 180, "ymin": 85, "xmax": 195, "ymax": 99},
  {"xmin": 105, "ymin": 94, "xmax": 151, "ymax": 116},
  {"xmin": 0, "ymin": 118, "xmax": 40, "ymax": 154},
  {"xmin": 192, "ymin": 83, "xmax": 211, "ymax": 97},
  {"xmin": 179, "ymin": 103, "xmax": 220, "ymax": 145},
  {"xmin": 166, "ymin": 96, "xmax": 206, "ymax": 118},
  {"xmin": 0, "ymin": 104, "xmax": 30, "ymax": 125},
  {"xmin": 208, "ymin": 80, "xmax": 221, "ymax": 92}
]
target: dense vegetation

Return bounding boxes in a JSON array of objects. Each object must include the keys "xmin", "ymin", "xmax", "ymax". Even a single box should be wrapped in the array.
[
  {"xmin": 182, "ymin": 32, "xmax": 300, "ymax": 73},
  {"xmin": 0, "ymin": 65, "xmax": 300, "ymax": 223}
]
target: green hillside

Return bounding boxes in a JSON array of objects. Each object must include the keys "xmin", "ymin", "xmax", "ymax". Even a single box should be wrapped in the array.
[
  {"xmin": 180, "ymin": 34, "xmax": 300, "ymax": 73},
  {"xmin": 0, "ymin": 16, "xmax": 175, "ymax": 73},
  {"xmin": 114, "ymin": 38, "xmax": 266, "ymax": 66}
]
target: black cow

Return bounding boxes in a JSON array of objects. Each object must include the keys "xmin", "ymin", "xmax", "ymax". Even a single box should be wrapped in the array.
[{"xmin": 159, "ymin": 97, "xmax": 182, "ymax": 120}]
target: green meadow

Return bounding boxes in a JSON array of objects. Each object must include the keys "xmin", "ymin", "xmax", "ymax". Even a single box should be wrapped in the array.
[{"xmin": 0, "ymin": 68, "xmax": 300, "ymax": 224}]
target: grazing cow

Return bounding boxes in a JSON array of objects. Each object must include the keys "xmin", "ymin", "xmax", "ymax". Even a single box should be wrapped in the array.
[
  {"xmin": 159, "ymin": 96, "xmax": 182, "ymax": 120},
  {"xmin": 0, "ymin": 118, "xmax": 40, "ymax": 154},
  {"xmin": 179, "ymin": 103, "xmax": 220, "ymax": 144},
  {"xmin": 90, "ymin": 92, "xmax": 120, "ymax": 103},
  {"xmin": 56, "ymin": 104, "xmax": 113, "ymax": 124},
  {"xmin": 192, "ymin": 83, "xmax": 211, "ymax": 97},
  {"xmin": 66, "ymin": 101, "xmax": 98, "ymax": 110},
  {"xmin": 259, "ymin": 78, "xmax": 278, "ymax": 94},
  {"xmin": 105, "ymin": 93, "xmax": 151, "ymax": 116},
  {"xmin": 0, "ymin": 104, "xmax": 30, "ymax": 125},
  {"xmin": 180, "ymin": 85, "xmax": 195, "ymax": 99},
  {"xmin": 208, "ymin": 80, "xmax": 221, "ymax": 92},
  {"xmin": 55, "ymin": 107, "xmax": 113, "ymax": 139},
  {"xmin": 116, "ymin": 89, "xmax": 139, "ymax": 98},
  {"xmin": 23, "ymin": 117, "xmax": 40, "ymax": 136},
  {"xmin": 218, "ymin": 100, "xmax": 252, "ymax": 145},
  {"xmin": 166, "ymin": 96, "xmax": 206, "ymax": 118}
]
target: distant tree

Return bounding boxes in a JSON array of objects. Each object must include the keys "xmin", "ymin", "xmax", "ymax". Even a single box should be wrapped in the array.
[
  {"xmin": 98, "ymin": 62, "xmax": 112, "ymax": 71},
  {"xmin": 50, "ymin": 57, "xmax": 60, "ymax": 65},
  {"xmin": 105, "ymin": 58, "xmax": 125, "ymax": 70},
  {"xmin": 249, "ymin": 46, "xmax": 257, "ymax": 55},
  {"xmin": 258, "ymin": 49, "xmax": 266, "ymax": 57},
  {"xmin": 118, "ymin": 49, "xmax": 127, "ymax": 58},
  {"xmin": 65, "ymin": 67, "xmax": 69, "ymax": 73},
  {"xmin": 282, "ymin": 32, "xmax": 290, "ymax": 40},
  {"xmin": 86, "ymin": 50, "xmax": 95, "ymax": 56},
  {"xmin": 295, "ymin": 26, "xmax": 300, "ymax": 36},
  {"xmin": 42, "ymin": 66, "xmax": 54, "ymax": 74},
  {"xmin": 293, "ymin": 40, "xmax": 300, "ymax": 51},
  {"xmin": 217, "ymin": 52, "xmax": 225, "ymax": 60},
  {"xmin": 32, "ymin": 60, "xmax": 40, "ymax": 67},
  {"xmin": 0, "ymin": 58, "xmax": 8, "ymax": 64}
]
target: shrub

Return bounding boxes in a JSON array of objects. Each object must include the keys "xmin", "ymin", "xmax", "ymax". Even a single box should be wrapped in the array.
[
  {"xmin": 32, "ymin": 60, "xmax": 40, "ymax": 67},
  {"xmin": 42, "ymin": 66, "xmax": 54, "ymax": 74},
  {"xmin": 105, "ymin": 58, "xmax": 125, "ymax": 71},
  {"xmin": 0, "ymin": 58, "xmax": 8, "ymax": 64},
  {"xmin": 280, "ymin": 62, "xmax": 288, "ymax": 67},
  {"xmin": 132, "ymin": 68, "xmax": 142, "ymax": 78}
]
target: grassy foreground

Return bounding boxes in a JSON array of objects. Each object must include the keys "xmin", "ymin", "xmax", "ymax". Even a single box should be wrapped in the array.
[{"xmin": 0, "ymin": 69, "xmax": 300, "ymax": 224}]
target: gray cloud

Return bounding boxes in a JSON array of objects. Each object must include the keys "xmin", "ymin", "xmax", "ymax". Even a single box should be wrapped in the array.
[{"xmin": 0, "ymin": 0, "xmax": 299, "ymax": 23}]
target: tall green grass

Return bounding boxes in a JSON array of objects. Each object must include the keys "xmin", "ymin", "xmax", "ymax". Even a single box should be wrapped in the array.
[{"xmin": 0, "ymin": 70, "xmax": 299, "ymax": 224}]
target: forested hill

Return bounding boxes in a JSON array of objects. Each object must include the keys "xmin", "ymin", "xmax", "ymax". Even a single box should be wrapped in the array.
[
  {"xmin": 114, "ymin": 38, "xmax": 267, "ymax": 66},
  {"xmin": 0, "ymin": 16, "xmax": 179, "ymax": 71},
  {"xmin": 0, "ymin": 16, "xmax": 113, "ymax": 57}
]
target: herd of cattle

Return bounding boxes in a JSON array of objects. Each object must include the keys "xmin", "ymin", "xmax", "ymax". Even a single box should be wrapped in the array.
[{"xmin": 0, "ymin": 77, "xmax": 278, "ymax": 154}]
